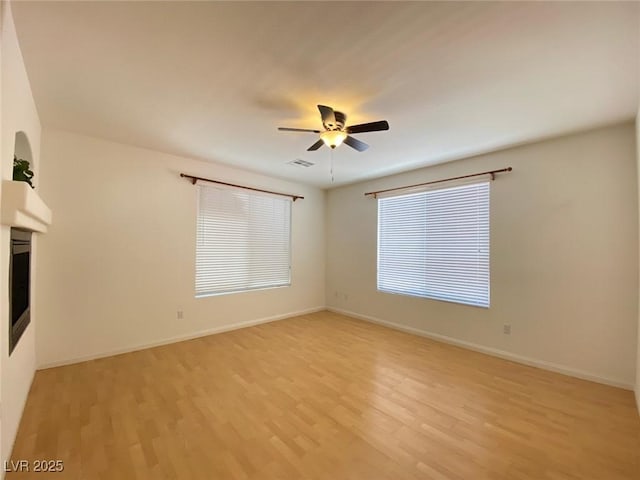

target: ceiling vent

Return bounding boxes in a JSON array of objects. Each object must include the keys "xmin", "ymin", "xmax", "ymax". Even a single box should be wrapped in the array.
[{"xmin": 287, "ymin": 159, "xmax": 315, "ymax": 168}]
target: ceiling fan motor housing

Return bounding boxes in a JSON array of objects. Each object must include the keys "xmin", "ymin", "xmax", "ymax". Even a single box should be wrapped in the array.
[{"xmin": 324, "ymin": 111, "xmax": 346, "ymax": 131}]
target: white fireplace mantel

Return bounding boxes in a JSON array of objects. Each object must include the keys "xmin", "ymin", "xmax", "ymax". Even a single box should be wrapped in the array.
[{"xmin": 1, "ymin": 180, "xmax": 52, "ymax": 233}]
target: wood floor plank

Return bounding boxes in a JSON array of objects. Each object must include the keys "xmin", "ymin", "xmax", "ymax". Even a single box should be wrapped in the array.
[{"xmin": 7, "ymin": 311, "xmax": 640, "ymax": 479}]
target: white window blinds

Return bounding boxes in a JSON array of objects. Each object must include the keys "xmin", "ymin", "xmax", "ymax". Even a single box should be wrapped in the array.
[
  {"xmin": 377, "ymin": 181, "xmax": 490, "ymax": 308},
  {"xmin": 196, "ymin": 184, "xmax": 292, "ymax": 297}
]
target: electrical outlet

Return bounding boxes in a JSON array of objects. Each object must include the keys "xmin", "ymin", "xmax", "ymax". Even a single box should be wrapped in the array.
[
  {"xmin": 177, "ymin": 310, "xmax": 184, "ymax": 320},
  {"xmin": 503, "ymin": 324, "xmax": 511, "ymax": 335}
]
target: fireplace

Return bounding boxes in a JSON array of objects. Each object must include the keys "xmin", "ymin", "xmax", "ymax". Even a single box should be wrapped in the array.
[{"xmin": 9, "ymin": 228, "xmax": 31, "ymax": 355}]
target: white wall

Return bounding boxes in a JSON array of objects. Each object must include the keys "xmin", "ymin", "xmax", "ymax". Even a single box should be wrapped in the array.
[
  {"xmin": 0, "ymin": 1, "xmax": 42, "ymax": 466},
  {"xmin": 327, "ymin": 123, "xmax": 638, "ymax": 388},
  {"xmin": 36, "ymin": 129, "xmax": 325, "ymax": 367}
]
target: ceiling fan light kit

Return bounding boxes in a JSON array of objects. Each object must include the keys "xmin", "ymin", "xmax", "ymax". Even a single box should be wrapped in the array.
[
  {"xmin": 278, "ymin": 105, "xmax": 389, "ymax": 153},
  {"xmin": 320, "ymin": 130, "xmax": 347, "ymax": 149}
]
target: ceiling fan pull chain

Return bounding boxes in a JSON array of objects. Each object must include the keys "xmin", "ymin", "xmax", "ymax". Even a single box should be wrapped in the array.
[{"xmin": 330, "ymin": 149, "xmax": 334, "ymax": 183}]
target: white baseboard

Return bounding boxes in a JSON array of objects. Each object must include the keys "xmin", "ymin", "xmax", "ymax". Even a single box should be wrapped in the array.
[
  {"xmin": 38, "ymin": 306, "xmax": 325, "ymax": 370},
  {"xmin": 327, "ymin": 307, "xmax": 634, "ymax": 391},
  {"xmin": 636, "ymin": 386, "xmax": 640, "ymax": 416}
]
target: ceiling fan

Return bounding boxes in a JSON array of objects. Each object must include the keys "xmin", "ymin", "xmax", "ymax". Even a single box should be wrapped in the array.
[{"xmin": 278, "ymin": 105, "xmax": 389, "ymax": 152}]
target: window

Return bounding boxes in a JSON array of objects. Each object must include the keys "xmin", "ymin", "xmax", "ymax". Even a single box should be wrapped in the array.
[
  {"xmin": 196, "ymin": 184, "xmax": 291, "ymax": 297},
  {"xmin": 377, "ymin": 181, "xmax": 490, "ymax": 307}
]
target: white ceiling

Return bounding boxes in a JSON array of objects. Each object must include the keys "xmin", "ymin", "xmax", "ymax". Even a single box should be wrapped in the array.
[{"xmin": 11, "ymin": 1, "xmax": 639, "ymax": 188}]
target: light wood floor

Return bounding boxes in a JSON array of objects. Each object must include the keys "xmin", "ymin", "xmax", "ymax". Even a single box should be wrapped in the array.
[{"xmin": 8, "ymin": 311, "xmax": 640, "ymax": 479}]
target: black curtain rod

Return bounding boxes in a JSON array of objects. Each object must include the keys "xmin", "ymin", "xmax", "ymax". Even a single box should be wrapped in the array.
[
  {"xmin": 180, "ymin": 173, "xmax": 304, "ymax": 201},
  {"xmin": 364, "ymin": 167, "xmax": 513, "ymax": 198}
]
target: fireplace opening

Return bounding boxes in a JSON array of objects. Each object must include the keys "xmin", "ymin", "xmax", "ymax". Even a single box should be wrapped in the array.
[{"xmin": 10, "ymin": 228, "xmax": 31, "ymax": 355}]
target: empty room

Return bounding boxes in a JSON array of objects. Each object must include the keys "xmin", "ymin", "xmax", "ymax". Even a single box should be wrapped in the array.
[{"xmin": 0, "ymin": 1, "xmax": 639, "ymax": 479}]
